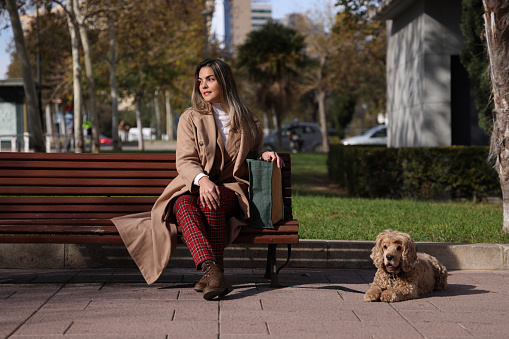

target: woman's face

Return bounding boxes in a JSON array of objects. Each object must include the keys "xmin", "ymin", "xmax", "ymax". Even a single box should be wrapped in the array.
[{"xmin": 198, "ymin": 66, "xmax": 221, "ymax": 104}]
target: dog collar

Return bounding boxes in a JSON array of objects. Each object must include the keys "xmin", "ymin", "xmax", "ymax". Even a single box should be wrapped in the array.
[{"xmin": 389, "ymin": 271, "xmax": 403, "ymax": 281}]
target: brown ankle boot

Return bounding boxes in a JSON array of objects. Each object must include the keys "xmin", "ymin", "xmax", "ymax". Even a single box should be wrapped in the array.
[
  {"xmin": 194, "ymin": 273, "xmax": 208, "ymax": 292},
  {"xmin": 194, "ymin": 259, "xmax": 224, "ymax": 292},
  {"xmin": 201, "ymin": 260, "xmax": 233, "ymax": 300}
]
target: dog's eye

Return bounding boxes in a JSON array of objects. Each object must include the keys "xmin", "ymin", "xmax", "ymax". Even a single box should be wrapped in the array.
[{"xmin": 397, "ymin": 246, "xmax": 402, "ymax": 251}]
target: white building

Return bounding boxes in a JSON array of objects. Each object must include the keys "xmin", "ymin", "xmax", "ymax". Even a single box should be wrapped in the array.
[
  {"xmin": 372, "ymin": 0, "xmax": 489, "ymax": 147},
  {"xmin": 224, "ymin": 0, "xmax": 272, "ymax": 54}
]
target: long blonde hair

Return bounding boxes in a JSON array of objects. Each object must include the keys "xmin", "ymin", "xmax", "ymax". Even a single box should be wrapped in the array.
[{"xmin": 191, "ymin": 59, "xmax": 258, "ymax": 143}]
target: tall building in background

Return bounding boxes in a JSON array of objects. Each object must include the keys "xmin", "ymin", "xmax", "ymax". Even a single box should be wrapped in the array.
[
  {"xmin": 251, "ymin": 2, "xmax": 272, "ymax": 28},
  {"xmin": 224, "ymin": 0, "xmax": 272, "ymax": 54}
]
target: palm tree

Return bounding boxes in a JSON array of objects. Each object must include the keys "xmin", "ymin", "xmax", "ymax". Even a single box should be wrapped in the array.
[{"xmin": 237, "ymin": 20, "xmax": 307, "ymax": 150}]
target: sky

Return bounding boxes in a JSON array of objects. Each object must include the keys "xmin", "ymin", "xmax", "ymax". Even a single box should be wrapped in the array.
[{"xmin": 0, "ymin": 0, "xmax": 326, "ymax": 80}]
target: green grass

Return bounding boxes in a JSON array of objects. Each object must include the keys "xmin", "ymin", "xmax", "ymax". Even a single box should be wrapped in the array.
[{"xmin": 289, "ymin": 152, "xmax": 508, "ymax": 244}]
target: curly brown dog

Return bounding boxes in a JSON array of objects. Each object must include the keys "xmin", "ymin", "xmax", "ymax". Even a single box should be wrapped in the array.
[{"xmin": 364, "ymin": 229, "xmax": 448, "ymax": 302}]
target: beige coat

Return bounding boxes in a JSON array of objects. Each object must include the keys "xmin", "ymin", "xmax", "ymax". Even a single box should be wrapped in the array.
[{"xmin": 112, "ymin": 107, "xmax": 263, "ymax": 284}]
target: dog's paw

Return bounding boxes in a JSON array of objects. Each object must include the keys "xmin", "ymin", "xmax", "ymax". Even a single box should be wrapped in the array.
[
  {"xmin": 364, "ymin": 290, "xmax": 381, "ymax": 302},
  {"xmin": 380, "ymin": 289, "xmax": 398, "ymax": 302}
]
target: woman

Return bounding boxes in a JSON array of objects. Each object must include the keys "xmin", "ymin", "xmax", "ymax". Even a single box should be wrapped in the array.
[{"xmin": 112, "ymin": 59, "xmax": 283, "ymax": 300}]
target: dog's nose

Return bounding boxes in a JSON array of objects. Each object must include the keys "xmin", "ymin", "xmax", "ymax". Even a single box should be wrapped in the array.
[{"xmin": 386, "ymin": 254, "xmax": 394, "ymax": 261}]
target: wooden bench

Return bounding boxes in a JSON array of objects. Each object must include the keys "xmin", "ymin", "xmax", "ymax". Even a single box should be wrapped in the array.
[{"xmin": 0, "ymin": 152, "xmax": 298, "ymax": 286}]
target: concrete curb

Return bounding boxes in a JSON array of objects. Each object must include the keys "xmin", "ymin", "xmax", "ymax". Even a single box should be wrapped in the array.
[{"xmin": 1, "ymin": 239, "xmax": 508, "ymax": 270}]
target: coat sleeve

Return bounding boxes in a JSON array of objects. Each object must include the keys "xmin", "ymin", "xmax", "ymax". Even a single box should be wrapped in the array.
[
  {"xmin": 247, "ymin": 117, "xmax": 265, "ymax": 159},
  {"xmin": 175, "ymin": 111, "xmax": 205, "ymax": 193}
]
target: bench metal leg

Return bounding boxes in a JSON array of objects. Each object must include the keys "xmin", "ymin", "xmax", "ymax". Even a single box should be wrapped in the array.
[{"xmin": 264, "ymin": 244, "xmax": 292, "ymax": 288}]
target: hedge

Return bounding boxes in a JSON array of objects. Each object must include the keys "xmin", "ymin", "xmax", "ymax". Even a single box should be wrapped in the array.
[{"xmin": 327, "ymin": 145, "xmax": 501, "ymax": 201}]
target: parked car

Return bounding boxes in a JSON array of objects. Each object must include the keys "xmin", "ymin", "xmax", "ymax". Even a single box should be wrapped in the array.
[
  {"xmin": 128, "ymin": 127, "xmax": 156, "ymax": 141},
  {"xmin": 340, "ymin": 125, "xmax": 387, "ymax": 146},
  {"xmin": 263, "ymin": 122, "xmax": 323, "ymax": 152},
  {"xmin": 99, "ymin": 134, "xmax": 113, "ymax": 145}
]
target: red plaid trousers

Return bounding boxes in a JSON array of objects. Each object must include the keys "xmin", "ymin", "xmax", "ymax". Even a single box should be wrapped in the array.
[{"xmin": 173, "ymin": 186, "xmax": 239, "ymax": 269}]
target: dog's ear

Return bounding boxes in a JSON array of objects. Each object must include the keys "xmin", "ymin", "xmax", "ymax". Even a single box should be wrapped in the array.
[
  {"xmin": 370, "ymin": 231, "xmax": 386, "ymax": 268},
  {"xmin": 401, "ymin": 233, "xmax": 417, "ymax": 272}
]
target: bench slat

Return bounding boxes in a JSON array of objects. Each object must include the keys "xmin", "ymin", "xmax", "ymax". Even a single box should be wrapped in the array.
[
  {"xmin": 0, "ymin": 178, "xmax": 173, "ymax": 187},
  {"xmin": 1, "ymin": 160, "xmax": 177, "ymax": 170},
  {"xmin": 0, "ymin": 235, "xmax": 125, "ymax": 244},
  {"xmin": 1, "ymin": 210, "xmax": 294, "ymax": 220},
  {"xmin": 0, "ymin": 187, "xmax": 165, "ymax": 196},
  {"xmin": 0, "ymin": 169, "xmax": 289, "ymax": 181},
  {"xmin": 0, "ymin": 221, "xmax": 298, "ymax": 234},
  {"xmin": 0, "ymin": 205, "xmax": 155, "ymax": 213},
  {"xmin": 0, "ymin": 153, "xmax": 177, "ymax": 161},
  {"xmin": 0, "ymin": 234, "xmax": 299, "ymax": 244},
  {"xmin": 0, "ymin": 197, "xmax": 158, "ymax": 204},
  {"xmin": 0, "ymin": 169, "xmax": 176, "ymax": 178},
  {"xmin": 0, "ymin": 212, "xmax": 150, "ymax": 219}
]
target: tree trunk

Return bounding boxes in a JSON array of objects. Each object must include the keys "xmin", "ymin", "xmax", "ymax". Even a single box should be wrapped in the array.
[
  {"xmin": 317, "ymin": 54, "xmax": 329, "ymax": 153},
  {"xmin": 262, "ymin": 111, "xmax": 270, "ymax": 136},
  {"xmin": 153, "ymin": 89, "xmax": 162, "ymax": 139},
  {"xmin": 44, "ymin": 102, "xmax": 52, "ymax": 152},
  {"xmin": 317, "ymin": 88, "xmax": 329, "ymax": 153},
  {"xmin": 64, "ymin": 0, "xmax": 84, "ymax": 153},
  {"xmin": 483, "ymin": 0, "xmax": 509, "ymax": 233},
  {"xmin": 165, "ymin": 91, "xmax": 175, "ymax": 140},
  {"xmin": 135, "ymin": 91, "xmax": 145, "ymax": 151},
  {"xmin": 74, "ymin": 0, "xmax": 99, "ymax": 153},
  {"xmin": 107, "ymin": 16, "xmax": 121, "ymax": 151},
  {"xmin": 5, "ymin": 0, "xmax": 45, "ymax": 152},
  {"xmin": 271, "ymin": 105, "xmax": 282, "ymax": 150}
]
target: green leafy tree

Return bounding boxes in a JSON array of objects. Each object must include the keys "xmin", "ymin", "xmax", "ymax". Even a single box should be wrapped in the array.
[
  {"xmin": 4, "ymin": 0, "xmax": 45, "ymax": 152},
  {"xmin": 460, "ymin": 0, "xmax": 493, "ymax": 134},
  {"xmin": 293, "ymin": 3, "xmax": 342, "ymax": 153},
  {"xmin": 237, "ymin": 20, "xmax": 307, "ymax": 150},
  {"xmin": 331, "ymin": 0, "xmax": 386, "ymax": 134},
  {"xmin": 113, "ymin": 0, "xmax": 204, "ymax": 150}
]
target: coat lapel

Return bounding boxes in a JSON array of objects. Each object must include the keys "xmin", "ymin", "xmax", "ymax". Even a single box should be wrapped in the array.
[{"xmin": 194, "ymin": 111, "xmax": 219, "ymax": 174}]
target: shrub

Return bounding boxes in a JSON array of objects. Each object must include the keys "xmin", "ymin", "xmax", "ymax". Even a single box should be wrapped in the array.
[{"xmin": 328, "ymin": 145, "xmax": 500, "ymax": 201}]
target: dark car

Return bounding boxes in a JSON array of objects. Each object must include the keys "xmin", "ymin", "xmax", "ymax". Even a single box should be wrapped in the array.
[{"xmin": 263, "ymin": 122, "xmax": 323, "ymax": 152}]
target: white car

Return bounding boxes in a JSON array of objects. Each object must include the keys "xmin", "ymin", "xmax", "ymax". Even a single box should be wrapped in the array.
[
  {"xmin": 128, "ymin": 127, "xmax": 156, "ymax": 141},
  {"xmin": 341, "ymin": 125, "xmax": 387, "ymax": 146}
]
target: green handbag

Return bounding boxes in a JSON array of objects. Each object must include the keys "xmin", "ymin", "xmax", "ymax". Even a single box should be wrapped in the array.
[{"xmin": 246, "ymin": 159, "xmax": 284, "ymax": 229}]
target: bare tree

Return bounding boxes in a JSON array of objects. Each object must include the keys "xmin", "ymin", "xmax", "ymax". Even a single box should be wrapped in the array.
[
  {"xmin": 153, "ymin": 89, "xmax": 162, "ymax": 140},
  {"xmin": 106, "ymin": 2, "xmax": 121, "ymax": 151},
  {"xmin": 134, "ymin": 90, "xmax": 144, "ymax": 151},
  {"xmin": 484, "ymin": 0, "xmax": 509, "ymax": 233},
  {"xmin": 73, "ymin": 0, "xmax": 100, "ymax": 152},
  {"xmin": 165, "ymin": 91, "xmax": 175, "ymax": 140},
  {"xmin": 63, "ymin": 0, "xmax": 84, "ymax": 152},
  {"xmin": 295, "ymin": 1, "xmax": 340, "ymax": 153},
  {"xmin": 5, "ymin": 0, "xmax": 45, "ymax": 152}
]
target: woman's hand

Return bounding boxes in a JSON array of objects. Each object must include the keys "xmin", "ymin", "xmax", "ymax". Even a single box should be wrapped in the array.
[
  {"xmin": 261, "ymin": 151, "xmax": 285, "ymax": 168},
  {"xmin": 198, "ymin": 176, "xmax": 221, "ymax": 210}
]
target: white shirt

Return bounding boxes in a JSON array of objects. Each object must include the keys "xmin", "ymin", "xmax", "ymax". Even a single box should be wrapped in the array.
[
  {"xmin": 212, "ymin": 103, "xmax": 230, "ymax": 145},
  {"xmin": 193, "ymin": 103, "xmax": 231, "ymax": 186}
]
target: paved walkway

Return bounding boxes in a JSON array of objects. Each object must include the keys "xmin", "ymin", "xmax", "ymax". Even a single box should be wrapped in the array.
[{"xmin": 1, "ymin": 267, "xmax": 508, "ymax": 338}]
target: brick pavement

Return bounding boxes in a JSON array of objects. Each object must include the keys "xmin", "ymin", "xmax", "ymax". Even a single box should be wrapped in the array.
[{"xmin": 1, "ymin": 267, "xmax": 509, "ymax": 338}]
